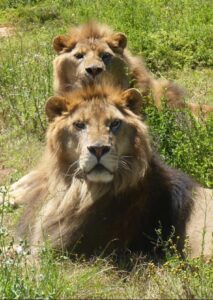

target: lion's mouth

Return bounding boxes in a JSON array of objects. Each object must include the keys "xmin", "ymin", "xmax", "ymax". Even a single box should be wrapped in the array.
[
  {"xmin": 86, "ymin": 163, "xmax": 114, "ymax": 183},
  {"xmin": 87, "ymin": 163, "xmax": 113, "ymax": 175}
]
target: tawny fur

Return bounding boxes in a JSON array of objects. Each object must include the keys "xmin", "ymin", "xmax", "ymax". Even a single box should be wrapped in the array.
[
  {"xmin": 53, "ymin": 21, "xmax": 213, "ymax": 117},
  {"xmin": 15, "ymin": 84, "xmax": 210, "ymax": 258},
  {"xmin": 53, "ymin": 22, "xmax": 180, "ymax": 107},
  {"xmin": 186, "ymin": 188, "xmax": 213, "ymax": 257}
]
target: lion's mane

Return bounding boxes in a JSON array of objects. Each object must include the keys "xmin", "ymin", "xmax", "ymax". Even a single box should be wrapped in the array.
[
  {"xmin": 17, "ymin": 84, "xmax": 195, "ymax": 257},
  {"xmin": 53, "ymin": 21, "xmax": 184, "ymax": 108},
  {"xmin": 53, "ymin": 21, "xmax": 213, "ymax": 117}
]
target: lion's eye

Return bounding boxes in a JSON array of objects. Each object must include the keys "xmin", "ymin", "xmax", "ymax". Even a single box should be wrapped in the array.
[
  {"xmin": 74, "ymin": 53, "xmax": 84, "ymax": 60},
  {"xmin": 101, "ymin": 52, "xmax": 112, "ymax": 63},
  {"xmin": 74, "ymin": 121, "xmax": 86, "ymax": 130},
  {"xmin": 110, "ymin": 119, "xmax": 122, "ymax": 133}
]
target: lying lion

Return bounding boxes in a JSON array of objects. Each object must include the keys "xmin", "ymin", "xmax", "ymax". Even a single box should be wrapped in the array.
[
  {"xmin": 53, "ymin": 21, "xmax": 213, "ymax": 116},
  {"xmin": 10, "ymin": 84, "xmax": 211, "ymax": 258}
]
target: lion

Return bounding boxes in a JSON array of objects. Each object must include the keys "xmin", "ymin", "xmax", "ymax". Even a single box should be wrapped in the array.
[
  {"xmin": 53, "ymin": 21, "xmax": 183, "ymax": 109},
  {"xmin": 14, "ymin": 83, "xmax": 212, "ymax": 258},
  {"xmin": 53, "ymin": 21, "xmax": 213, "ymax": 116}
]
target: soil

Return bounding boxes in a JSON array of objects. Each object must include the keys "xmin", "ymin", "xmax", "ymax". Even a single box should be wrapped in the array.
[{"xmin": 0, "ymin": 26, "xmax": 13, "ymax": 37}]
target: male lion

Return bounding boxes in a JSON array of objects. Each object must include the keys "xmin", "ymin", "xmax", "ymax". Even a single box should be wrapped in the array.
[
  {"xmin": 53, "ymin": 21, "xmax": 183, "ymax": 109},
  {"xmin": 53, "ymin": 21, "xmax": 213, "ymax": 116},
  {"xmin": 15, "ymin": 84, "xmax": 206, "ymax": 258}
]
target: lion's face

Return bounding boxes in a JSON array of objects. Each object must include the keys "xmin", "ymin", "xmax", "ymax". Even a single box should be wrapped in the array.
[
  {"xmin": 55, "ymin": 39, "xmax": 117, "ymax": 83},
  {"xmin": 46, "ymin": 86, "xmax": 151, "ymax": 185},
  {"xmin": 64, "ymin": 100, "xmax": 131, "ymax": 183},
  {"xmin": 53, "ymin": 22, "xmax": 129, "ymax": 93}
]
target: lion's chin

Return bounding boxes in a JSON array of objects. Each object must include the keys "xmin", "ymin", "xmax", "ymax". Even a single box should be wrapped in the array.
[{"xmin": 86, "ymin": 171, "xmax": 114, "ymax": 183}]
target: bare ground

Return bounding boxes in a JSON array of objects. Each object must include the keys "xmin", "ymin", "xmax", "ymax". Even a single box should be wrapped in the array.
[{"xmin": 0, "ymin": 25, "xmax": 13, "ymax": 37}]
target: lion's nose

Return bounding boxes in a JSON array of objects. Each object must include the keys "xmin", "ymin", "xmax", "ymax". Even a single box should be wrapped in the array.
[
  {"xmin": 87, "ymin": 145, "xmax": 110, "ymax": 160},
  {"xmin": 86, "ymin": 65, "xmax": 103, "ymax": 77}
]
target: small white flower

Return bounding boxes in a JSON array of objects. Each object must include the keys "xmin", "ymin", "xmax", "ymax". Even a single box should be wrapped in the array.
[{"xmin": 15, "ymin": 245, "xmax": 24, "ymax": 255}]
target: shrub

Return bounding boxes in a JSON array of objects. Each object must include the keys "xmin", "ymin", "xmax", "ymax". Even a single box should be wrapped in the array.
[{"xmin": 146, "ymin": 104, "xmax": 213, "ymax": 187}]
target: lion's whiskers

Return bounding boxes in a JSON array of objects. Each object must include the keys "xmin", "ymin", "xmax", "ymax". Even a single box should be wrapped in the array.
[
  {"xmin": 62, "ymin": 160, "xmax": 80, "ymax": 179},
  {"xmin": 119, "ymin": 156, "xmax": 134, "ymax": 173}
]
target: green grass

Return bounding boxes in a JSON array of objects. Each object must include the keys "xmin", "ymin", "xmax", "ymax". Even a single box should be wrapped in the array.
[
  {"xmin": 0, "ymin": 0, "xmax": 213, "ymax": 298},
  {"xmin": 1, "ymin": 210, "xmax": 213, "ymax": 299},
  {"xmin": 1, "ymin": 227, "xmax": 213, "ymax": 299},
  {"xmin": 146, "ymin": 105, "xmax": 212, "ymax": 187},
  {"xmin": 1, "ymin": 0, "xmax": 213, "ymax": 72}
]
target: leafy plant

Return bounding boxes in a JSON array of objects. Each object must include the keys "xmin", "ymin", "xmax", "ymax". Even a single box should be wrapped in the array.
[{"xmin": 146, "ymin": 104, "xmax": 213, "ymax": 187}]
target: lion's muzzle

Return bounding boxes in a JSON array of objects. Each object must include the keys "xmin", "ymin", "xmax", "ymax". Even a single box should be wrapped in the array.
[
  {"xmin": 85, "ymin": 64, "xmax": 103, "ymax": 77},
  {"xmin": 81, "ymin": 143, "xmax": 115, "ymax": 183},
  {"xmin": 87, "ymin": 145, "xmax": 110, "ymax": 160}
]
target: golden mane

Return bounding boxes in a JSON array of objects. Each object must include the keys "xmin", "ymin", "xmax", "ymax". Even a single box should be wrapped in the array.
[
  {"xmin": 68, "ymin": 21, "xmax": 114, "ymax": 40},
  {"xmin": 15, "ymin": 84, "xmax": 198, "ymax": 258},
  {"xmin": 53, "ymin": 21, "xmax": 213, "ymax": 118},
  {"xmin": 53, "ymin": 21, "xmax": 127, "ymax": 54}
]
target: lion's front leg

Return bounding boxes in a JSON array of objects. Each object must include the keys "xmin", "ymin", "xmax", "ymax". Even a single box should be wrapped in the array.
[
  {"xmin": 186, "ymin": 187, "xmax": 213, "ymax": 258},
  {"xmin": 0, "ymin": 170, "xmax": 41, "ymax": 208}
]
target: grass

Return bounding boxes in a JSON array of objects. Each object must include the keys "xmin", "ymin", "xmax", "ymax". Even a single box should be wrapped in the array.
[
  {"xmin": 0, "ymin": 0, "xmax": 213, "ymax": 298},
  {"xmin": 1, "ymin": 226, "xmax": 213, "ymax": 299},
  {"xmin": 1, "ymin": 207, "xmax": 213, "ymax": 300}
]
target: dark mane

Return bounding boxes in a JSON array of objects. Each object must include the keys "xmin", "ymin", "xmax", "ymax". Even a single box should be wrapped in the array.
[
  {"xmin": 16, "ymin": 85, "xmax": 195, "ymax": 259},
  {"xmin": 60, "ymin": 153, "xmax": 195, "ymax": 257}
]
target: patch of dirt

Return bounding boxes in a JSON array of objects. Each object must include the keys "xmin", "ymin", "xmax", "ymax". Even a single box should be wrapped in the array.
[{"xmin": 0, "ymin": 26, "xmax": 13, "ymax": 37}]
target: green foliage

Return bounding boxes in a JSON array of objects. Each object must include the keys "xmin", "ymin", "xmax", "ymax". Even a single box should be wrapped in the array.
[
  {"xmin": 0, "ymin": 242, "xmax": 64, "ymax": 298},
  {"xmin": 0, "ymin": 0, "xmax": 42, "ymax": 9},
  {"xmin": 1, "ymin": 0, "xmax": 213, "ymax": 71},
  {"xmin": 17, "ymin": 4, "xmax": 61, "ymax": 24},
  {"xmin": 146, "ymin": 105, "xmax": 213, "ymax": 187},
  {"xmin": 0, "ymin": 33, "xmax": 53, "ymax": 135}
]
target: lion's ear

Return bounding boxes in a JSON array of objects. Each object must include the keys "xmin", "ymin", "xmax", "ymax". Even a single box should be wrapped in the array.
[
  {"xmin": 107, "ymin": 32, "xmax": 127, "ymax": 51},
  {"xmin": 45, "ymin": 96, "xmax": 68, "ymax": 122},
  {"xmin": 53, "ymin": 35, "xmax": 75, "ymax": 53},
  {"xmin": 122, "ymin": 88, "xmax": 143, "ymax": 114}
]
